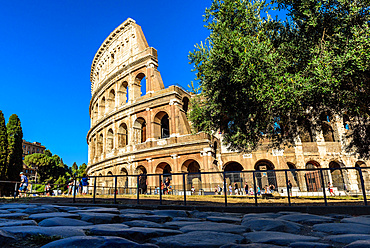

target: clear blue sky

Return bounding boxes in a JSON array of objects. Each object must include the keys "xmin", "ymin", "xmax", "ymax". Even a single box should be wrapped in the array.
[{"xmin": 0, "ymin": 1, "xmax": 213, "ymax": 166}]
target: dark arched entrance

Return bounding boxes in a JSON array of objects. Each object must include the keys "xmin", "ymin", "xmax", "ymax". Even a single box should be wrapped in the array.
[
  {"xmin": 305, "ymin": 161, "xmax": 321, "ymax": 192},
  {"xmin": 182, "ymin": 160, "xmax": 201, "ymax": 190},
  {"xmin": 255, "ymin": 160, "xmax": 276, "ymax": 190},
  {"xmin": 224, "ymin": 162, "xmax": 244, "ymax": 192},
  {"xmin": 329, "ymin": 161, "xmax": 345, "ymax": 191}
]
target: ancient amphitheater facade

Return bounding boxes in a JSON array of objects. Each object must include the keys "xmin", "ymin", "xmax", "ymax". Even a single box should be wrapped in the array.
[{"xmin": 87, "ymin": 18, "xmax": 368, "ymax": 193}]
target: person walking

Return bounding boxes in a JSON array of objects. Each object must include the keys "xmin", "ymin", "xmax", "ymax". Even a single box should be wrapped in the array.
[
  {"xmin": 244, "ymin": 183, "xmax": 249, "ymax": 195},
  {"xmin": 18, "ymin": 172, "xmax": 28, "ymax": 198}
]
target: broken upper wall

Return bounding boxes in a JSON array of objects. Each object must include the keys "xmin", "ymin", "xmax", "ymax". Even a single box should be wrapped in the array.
[{"xmin": 89, "ymin": 18, "xmax": 164, "ymax": 97}]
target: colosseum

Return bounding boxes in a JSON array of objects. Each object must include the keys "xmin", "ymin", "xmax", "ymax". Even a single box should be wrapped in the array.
[{"xmin": 86, "ymin": 18, "xmax": 369, "ymax": 195}]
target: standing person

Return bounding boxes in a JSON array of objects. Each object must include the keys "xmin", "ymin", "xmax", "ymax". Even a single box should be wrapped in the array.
[
  {"xmin": 229, "ymin": 184, "xmax": 233, "ymax": 195},
  {"xmin": 244, "ymin": 183, "xmax": 249, "ymax": 195},
  {"xmin": 67, "ymin": 179, "xmax": 73, "ymax": 195},
  {"xmin": 328, "ymin": 182, "xmax": 335, "ymax": 196},
  {"xmin": 81, "ymin": 174, "xmax": 89, "ymax": 196},
  {"xmin": 18, "ymin": 172, "xmax": 28, "ymax": 197},
  {"xmin": 217, "ymin": 185, "xmax": 222, "ymax": 195},
  {"xmin": 164, "ymin": 178, "xmax": 170, "ymax": 195},
  {"xmin": 234, "ymin": 182, "xmax": 239, "ymax": 195},
  {"xmin": 288, "ymin": 180, "xmax": 293, "ymax": 196},
  {"xmin": 269, "ymin": 184, "xmax": 275, "ymax": 194},
  {"xmin": 44, "ymin": 183, "xmax": 52, "ymax": 196},
  {"xmin": 191, "ymin": 186, "xmax": 195, "ymax": 195}
]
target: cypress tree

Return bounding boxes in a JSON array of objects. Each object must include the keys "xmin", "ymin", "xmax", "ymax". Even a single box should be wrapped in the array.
[
  {"xmin": 0, "ymin": 111, "xmax": 7, "ymax": 180},
  {"xmin": 6, "ymin": 114, "xmax": 23, "ymax": 181}
]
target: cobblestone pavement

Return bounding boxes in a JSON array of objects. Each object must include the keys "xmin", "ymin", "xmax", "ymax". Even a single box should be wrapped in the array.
[{"xmin": 0, "ymin": 203, "xmax": 369, "ymax": 247}]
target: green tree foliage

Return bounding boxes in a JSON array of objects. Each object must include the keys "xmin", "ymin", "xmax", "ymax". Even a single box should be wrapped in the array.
[
  {"xmin": 0, "ymin": 111, "xmax": 7, "ymax": 180},
  {"xmin": 77, "ymin": 163, "xmax": 87, "ymax": 177},
  {"xmin": 24, "ymin": 149, "xmax": 70, "ymax": 184},
  {"xmin": 6, "ymin": 114, "xmax": 23, "ymax": 181},
  {"xmin": 71, "ymin": 162, "xmax": 78, "ymax": 176},
  {"xmin": 189, "ymin": 0, "xmax": 370, "ymax": 158}
]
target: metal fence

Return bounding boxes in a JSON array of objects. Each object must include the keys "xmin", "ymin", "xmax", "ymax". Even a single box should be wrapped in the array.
[{"xmin": 69, "ymin": 167, "xmax": 369, "ymax": 207}]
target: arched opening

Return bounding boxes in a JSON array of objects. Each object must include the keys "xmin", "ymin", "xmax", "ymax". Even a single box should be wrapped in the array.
[
  {"xmin": 154, "ymin": 111, "xmax": 170, "ymax": 139},
  {"xmin": 118, "ymin": 81, "xmax": 128, "ymax": 105},
  {"xmin": 305, "ymin": 161, "xmax": 321, "ymax": 192},
  {"xmin": 156, "ymin": 162, "xmax": 172, "ymax": 181},
  {"xmin": 322, "ymin": 122, "xmax": 335, "ymax": 142},
  {"xmin": 107, "ymin": 129, "xmax": 114, "ymax": 151},
  {"xmin": 224, "ymin": 162, "xmax": 244, "ymax": 192},
  {"xmin": 299, "ymin": 120, "xmax": 313, "ymax": 142},
  {"xmin": 100, "ymin": 97, "xmax": 106, "ymax": 117},
  {"xmin": 98, "ymin": 173, "xmax": 103, "ymax": 192},
  {"xmin": 213, "ymin": 141, "xmax": 218, "ymax": 157},
  {"xmin": 287, "ymin": 162, "xmax": 299, "ymax": 188},
  {"xmin": 90, "ymin": 137, "xmax": 95, "ymax": 161},
  {"xmin": 97, "ymin": 134, "xmax": 103, "ymax": 157},
  {"xmin": 182, "ymin": 97, "xmax": 189, "ymax": 114},
  {"xmin": 106, "ymin": 171, "xmax": 113, "ymax": 195},
  {"xmin": 118, "ymin": 123, "xmax": 128, "ymax": 147},
  {"xmin": 91, "ymin": 106, "xmax": 95, "ymax": 124},
  {"xmin": 355, "ymin": 161, "xmax": 370, "ymax": 191},
  {"xmin": 133, "ymin": 118, "xmax": 146, "ymax": 143},
  {"xmin": 94, "ymin": 103, "xmax": 99, "ymax": 121},
  {"xmin": 182, "ymin": 160, "xmax": 201, "ymax": 190},
  {"xmin": 108, "ymin": 89, "xmax": 115, "ymax": 112},
  {"xmin": 329, "ymin": 161, "xmax": 345, "ymax": 191},
  {"xmin": 135, "ymin": 73, "xmax": 146, "ymax": 97},
  {"xmin": 135, "ymin": 165, "xmax": 147, "ymax": 194},
  {"xmin": 119, "ymin": 168, "xmax": 128, "ymax": 194},
  {"xmin": 255, "ymin": 160, "xmax": 276, "ymax": 190}
]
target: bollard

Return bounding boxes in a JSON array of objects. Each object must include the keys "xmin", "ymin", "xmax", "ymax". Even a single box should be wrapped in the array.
[
  {"xmin": 357, "ymin": 167, "xmax": 368, "ymax": 206},
  {"xmin": 253, "ymin": 171, "xmax": 258, "ymax": 206},
  {"xmin": 137, "ymin": 175, "xmax": 140, "ymax": 205},
  {"xmin": 319, "ymin": 169, "xmax": 327, "ymax": 206},
  {"xmin": 285, "ymin": 170, "xmax": 291, "ymax": 206},
  {"xmin": 183, "ymin": 173, "xmax": 186, "ymax": 206},
  {"xmin": 93, "ymin": 177, "xmax": 97, "ymax": 204},
  {"xmin": 114, "ymin": 176, "xmax": 117, "ymax": 204},
  {"xmin": 223, "ymin": 172, "xmax": 227, "ymax": 207}
]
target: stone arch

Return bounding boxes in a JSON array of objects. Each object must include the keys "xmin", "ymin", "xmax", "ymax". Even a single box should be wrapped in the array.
[
  {"xmin": 90, "ymin": 136, "xmax": 95, "ymax": 161},
  {"xmin": 329, "ymin": 161, "xmax": 345, "ymax": 190},
  {"xmin": 254, "ymin": 160, "xmax": 277, "ymax": 189},
  {"xmin": 100, "ymin": 97, "xmax": 106, "ymax": 117},
  {"xmin": 156, "ymin": 162, "xmax": 172, "ymax": 182},
  {"xmin": 106, "ymin": 171, "xmax": 114, "ymax": 194},
  {"xmin": 118, "ymin": 81, "xmax": 128, "ymax": 105},
  {"xmin": 135, "ymin": 165, "xmax": 147, "ymax": 194},
  {"xmin": 299, "ymin": 120, "xmax": 313, "ymax": 142},
  {"xmin": 133, "ymin": 117, "xmax": 146, "ymax": 143},
  {"xmin": 182, "ymin": 97, "xmax": 189, "ymax": 114},
  {"xmin": 135, "ymin": 165, "xmax": 147, "ymax": 175},
  {"xmin": 305, "ymin": 160, "xmax": 321, "ymax": 192},
  {"xmin": 107, "ymin": 89, "xmax": 115, "ymax": 112},
  {"xmin": 224, "ymin": 161, "xmax": 244, "ymax": 190},
  {"xmin": 322, "ymin": 122, "xmax": 335, "ymax": 142},
  {"xmin": 135, "ymin": 72, "xmax": 146, "ymax": 98},
  {"xmin": 154, "ymin": 111, "xmax": 170, "ymax": 139},
  {"xmin": 119, "ymin": 167, "xmax": 128, "ymax": 194},
  {"xmin": 118, "ymin": 123, "xmax": 128, "ymax": 147},
  {"xmin": 287, "ymin": 162, "xmax": 299, "ymax": 188},
  {"xmin": 355, "ymin": 161, "xmax": 370, "ymax": 190},
  {"xmin": 107, "ymin": 128, "xmax": 114, "ymax": 151},
  {"xmin": 94, "ymin": 103, "xmax": 99, "ymax": 122},
  {"xmin": 182, "ymin": 159, "xmax": 201, "ymax": 190},
  {"xmin": 97, "ymin": 133, "xmax": 103, "ymax": 157}
]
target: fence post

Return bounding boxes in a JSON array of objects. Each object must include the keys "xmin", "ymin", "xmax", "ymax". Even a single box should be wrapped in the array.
[
  {"xmin": 319, "ymin": 169, "xmax": 327, "ymax": 206},
  {"xmin": 159, "ymin": 174, "xmax": 162, "ymax": 205},
  {"xmin": 253, "ymin": 171, "xmax": 258, "ymax": 206},
  {"xmin": 357, "ymin": 167, "xmax": 368, "ymax": 206},
  {"xmin": 93, "ymin": 177, "xmax": 97, "ymax": 204},
  {"xmin": 14, "ymin": 182, "xmax": 18, "ymax": 198},
  {"xmin": 114, "ymin": 176, "xmax": 117, "ymax": 204},
  {"xmin": 223, "ymin": 171, "xmax": 227, "ymax": 207},
  {"xmin": 137, "ymin": 175, "xmax": 140, "ymax": 205},
  {"xmin": 183, "ymin": 173, "xmax": 186, "ymax": 206},
  {"xmin": 285, "ymin": 170, "xmax": 291, "ymax": 206},
  {"xmin": 73, "ymin": 178, "xmax": 77, "ymax": 203}
]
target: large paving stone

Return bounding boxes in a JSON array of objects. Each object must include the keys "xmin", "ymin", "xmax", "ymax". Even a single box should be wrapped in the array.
[
  {"xmin": 190, "ymin": 211, "xmax": 242, "ymax": 219},
  {"xmin": 313, "ymin": 223, "xmax": 370, "ymax": 235},
  {"xmin": 120, "ymin": 209, "xmax": 153, "ymax": 215},
  {"xmin": 0, "ymin": 219, "xmax": 37, "ymax": 227},
  {"xmin": 221, "ymin": 244, "xmax": 285, "ymax": 248},
  {"xmin": 38, "ymin": 217, "xmax": 94, "ymax": 227},
  {"xmin": 289, "ymin": 242, "xmax": 333, "ymax": 248},
  {"xmin": 71, "ymin": 208, "xmax": 120, "ymax": 214},
  {"xmin": 242, "ymin": 213, "xmax": 282, "ymax": 221},
  {"xmin": 0, "ymin": 225, "xmax": 86, "ymax": 238},
  {"xmin": 123, "ymin": 220, "xmax": 165, "ymax": 228},
  {"xmin": 41, "ymin": 236, "xmax": 159, "ymax": 248},
  {"xmin": 324, "ymin": 234, "xmax": 370, "ymax": 244},
  {"xmin": 341, "ymin": 216, "xmax": 370, "ymax": 226},
  {"xmin": 206, "ymin": 216, "xmax": 242, "ymax": 223},
  {"xmin": 152, "ymin": 231, "xmax": 245, "ymax": 248},
  {"xmin": 344, "ymin": 240, "xmax": 370, "ymax": 248},
  {"xmin": 0, "ymin": 210, "xmax": 10, "ymax": 214},
  {"xmin": 277, "ymin": 213, "xmax": 334, "ymax": 225},
  {"xmin": 0, "ymin": 213, "xmax": 29, "ymax": 219},
  {"xmin": 151, "ymin": 210, "xmax": 189, "ymax": 218},
  {"xmin": 241, "ymin": 218, "xmax": 303, "ymax": 234},
  {"xmin": 120, "ymin": 214, "xmax": 172, "ymax": 223},
  {"xmin": 78, "ymin": 212, "xmax": 121, "ymax": 224},
  {"xmin": 164, "ymin": 221, "xmax": 212, "ymax": 229},
  {"xmin": 89, "ymin": 226, "xmax": 182, "ymax": 242},
  {"xmin": 0, "ymin": 229, "xmax": 17, "ymax": 246},
  {"xmin": 28, "ymin": 212, "xmax": 80, "ymax": 222},
  {"xmin": 20, "ymin": 206, "xmax": 57, "ymax": 214},
  {"xmin": 243, "ymin": 231, "xmax": 319, "ymax": 246},
  {"xmin": 180, "ymin": 222, "xmax": 250, "ymax": 234},
  {"xmin": 0, "ymin": 204, "xmax": 36, "ymax": 210},
  {"xmin": 53, "ymin": 206, "xmax": 80, "ymax": 212}
]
